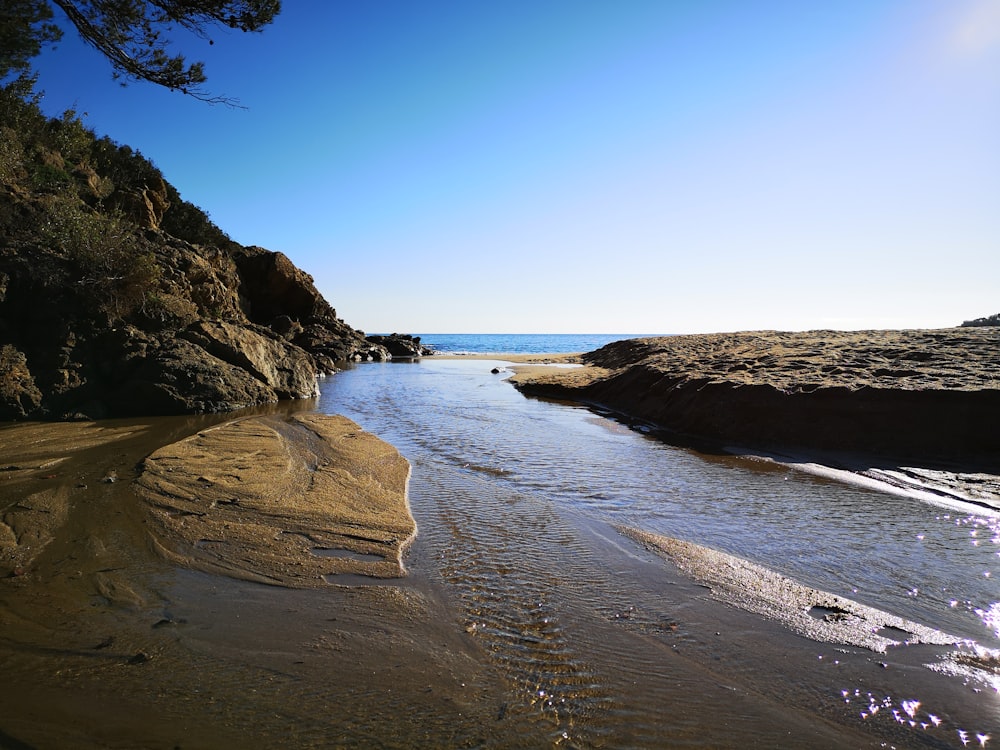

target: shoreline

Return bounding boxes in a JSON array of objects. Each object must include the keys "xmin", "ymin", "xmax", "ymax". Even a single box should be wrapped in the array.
[
  {"xmin": 410, "ymin": 340, "xmax": 1000, "ymax": 514},
  {"xmin": 509, "ymin": 329, "xmax": 1000, "ymax": 473},
  {"xmin": 431, "ymin": 352, "xmax": 582, "ymax": 364},
  {"xmin": 2, "ymin": 331, "xmax": 999, "ymax": 746}
]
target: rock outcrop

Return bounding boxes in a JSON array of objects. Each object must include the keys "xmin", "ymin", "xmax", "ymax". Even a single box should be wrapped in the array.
[
  {"xmin": 0, "ymin": 95, "xmax": 410, "ymax": 420},
  {"xmin": 0, "ymin": 226, "xmax": 390, "ymax": 418},
  {"xmin": 364, "ymin": 333, "xmax": 431, "ymax": 359},
  {"xmin": 512, "ymin": 329, "xmax": 1000, "ymax": 469}
]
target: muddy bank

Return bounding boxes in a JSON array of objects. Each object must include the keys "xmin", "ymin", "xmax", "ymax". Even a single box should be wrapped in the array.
[{"xmin": 511, "ymin": 328, "xmax": 1000, "ymax": 470}]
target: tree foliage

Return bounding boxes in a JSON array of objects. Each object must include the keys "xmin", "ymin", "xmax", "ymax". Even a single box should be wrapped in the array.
[
  {"xmin": 0, "ymin": 1, "xmax": 62, "ymax": 82},
  {"xmin": 960, "ymin": 313, "xmax": 1000, "ymax": 328},
  {"xmin": 3, "ymin": 1, "xmax": 281, "ymax": 104}
]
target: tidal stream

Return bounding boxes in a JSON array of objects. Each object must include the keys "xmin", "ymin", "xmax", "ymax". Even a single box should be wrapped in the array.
[{"xmin": 316, "ymin": 358, "xmax": 1000, "ymax": 748}]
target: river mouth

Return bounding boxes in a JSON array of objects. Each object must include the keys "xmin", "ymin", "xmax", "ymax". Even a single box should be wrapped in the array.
[{"xmin": 1, "ymin": 360, "xmax": 998, "ymax": 747}]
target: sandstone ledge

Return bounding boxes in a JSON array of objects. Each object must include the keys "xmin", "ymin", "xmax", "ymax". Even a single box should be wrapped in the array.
[
  {"xmin": 511, "ymin": 329, "xmax": 1000, "ymax": 470},
  {"xmin": 133, "ymin": 414, "xmax": 415, "ymax": 587}
]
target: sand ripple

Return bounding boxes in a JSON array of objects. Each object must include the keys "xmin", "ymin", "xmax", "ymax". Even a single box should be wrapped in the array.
[{"xmin": 134, "ymin": 414, "xmax": 415, "ymax": 587}]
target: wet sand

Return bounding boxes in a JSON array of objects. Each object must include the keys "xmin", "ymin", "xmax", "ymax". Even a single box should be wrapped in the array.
[
  {"xmin": 0, "ymin": 411, "xmax": 503, "ymax": 748},
  {"xmin": 1, "ymin": 363, "xmax": 998, "ymax": 746},
  {"xmin": 620, "ymin": 527, "xmax": 958, "ymax": 653},
  {"xmin": 135, "ymin": 414, "xmax": 416, "ymax": 586}
]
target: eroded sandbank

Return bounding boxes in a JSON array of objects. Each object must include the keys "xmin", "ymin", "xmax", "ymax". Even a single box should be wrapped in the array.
[
  {"xmin": 511, "ymin": 328, "xmax": 1000, "ymax": 470},
  {"xmin": 134, "ymin": 413, "xmax": 416, "ymax": 587}
]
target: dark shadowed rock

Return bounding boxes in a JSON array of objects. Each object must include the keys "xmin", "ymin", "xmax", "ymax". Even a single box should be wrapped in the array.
[
  {"xmin": 364, "ymin": 334, "xmax": 429, "ymax": 359},
  {"xmin": 234, "ymin": 246, "xmax": 337, "ymax": 323}
]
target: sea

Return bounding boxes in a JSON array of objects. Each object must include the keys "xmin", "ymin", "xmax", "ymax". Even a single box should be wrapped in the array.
[{"xmin": 410, "ymin": 332, "xmax": 662, "ymax": 355}]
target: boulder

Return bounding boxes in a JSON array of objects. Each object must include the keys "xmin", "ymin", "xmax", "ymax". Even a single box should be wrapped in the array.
[
  {"xmin": 234, "ymin": 246, "xmax": 336, "ymax": 324},
  {"xmin": 365, "ymin": 333, "xmax": 429, "ymax": 359},
  {"xmin": 178, "ymin": 320, "xmax": 318, "ymax": 400},
  {"xmin": 108, "ymin": 336, "xmax": 281, "ymax": 416},
  {"xmin": 0, "ymin": 344, "xmax": 43, "ymax": 420}
]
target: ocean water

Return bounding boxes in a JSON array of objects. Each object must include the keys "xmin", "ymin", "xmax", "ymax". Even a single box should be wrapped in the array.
[{"xmin": 413, "ymin": 332, "xmax": 661, "ymax": 355}]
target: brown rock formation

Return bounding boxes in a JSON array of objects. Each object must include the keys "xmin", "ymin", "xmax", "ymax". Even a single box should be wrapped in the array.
[
  {"xmin": 0, "ymin": 95, "xmax": 411, "ymax": 420},
  {"xmin": 512, "ymin": 329, "xmax": 1000, "ymax": 469},
  {"xmin": 107, "ymin": 177, "xmax": 171, "ymax": 230}
]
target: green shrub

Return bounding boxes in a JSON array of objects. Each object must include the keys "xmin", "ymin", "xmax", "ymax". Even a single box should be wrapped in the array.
[
  {"xmin": 47, "ymin": 109, "xmax": 92, "ymax": 166},
  {"xmin": 0, "ymin": 126, "xmax": 24, "ymax": 182},
  {"xmin": 0, "ymin": 78, "xmax": 45, "ymax": 135},
  {"xmin": 30, "ymin": 161, "xmax": 70, "ymax": 191},
  {"xmin": 160, "ymin": 186, "xmax": 233, "ymax": 247},
  {"xmin": 39, "ymin": 197, "xmax": 162, "ymax": 322},
  {"xmin": 89, "ymin": 136, "xmax": 163, "ymax": 196}
]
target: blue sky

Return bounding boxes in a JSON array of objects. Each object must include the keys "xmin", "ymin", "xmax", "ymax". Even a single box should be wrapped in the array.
[{"xmin": 30, "ymin": 1, "xmax": 1000, "ymax": 334}]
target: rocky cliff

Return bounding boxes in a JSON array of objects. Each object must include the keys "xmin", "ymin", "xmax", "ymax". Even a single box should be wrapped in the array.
[
  {"xmin": 0, "ymin": 88, "xmax": 421, "ymax": 420},
  {"xmin": 512, "ymin": 329, "xmax": 1000, "ymax": 470}
]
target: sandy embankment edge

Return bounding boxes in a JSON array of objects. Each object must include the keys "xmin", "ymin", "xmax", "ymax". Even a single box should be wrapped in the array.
[
  {"xmin": 432, "ymin": 352, "xmax": 583, "ymax": 364},
  {"xmin": 508, "ymin": 330, "xmax": 1000, "ymax": 506}
]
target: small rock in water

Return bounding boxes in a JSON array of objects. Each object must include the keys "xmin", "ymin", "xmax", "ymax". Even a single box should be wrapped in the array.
[{"xmin": 127, "ymin": 650, "xmax": 152, "ymax": 665}]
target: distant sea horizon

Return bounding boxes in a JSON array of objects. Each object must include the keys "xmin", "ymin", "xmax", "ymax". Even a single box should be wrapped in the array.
[{"xmin": 407, "ymin": 333, "xmax": 665, "ymax": 355}]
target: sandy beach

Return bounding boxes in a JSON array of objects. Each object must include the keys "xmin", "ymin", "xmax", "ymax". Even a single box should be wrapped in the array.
[{"xmin": 1, "ymin": 332, "xmax": 998, "ymax": 747}]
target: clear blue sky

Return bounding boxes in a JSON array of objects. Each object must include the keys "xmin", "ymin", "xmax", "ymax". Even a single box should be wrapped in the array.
[{"xmin": 31, "ymin": 1, "xmax": 1000, "ymax": 334}]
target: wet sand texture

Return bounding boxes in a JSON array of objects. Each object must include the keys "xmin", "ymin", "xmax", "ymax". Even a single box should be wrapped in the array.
[
  {"xmin": 1, "ymin": 422, "xmax": 140, "ymax": 576},
  {"xmin": 620, "ymin": 527, "xmax": 958, "ymax": 653},
  {"xmin": 511, "ymin": 329, "xmax": 1000, "ymax": 468},
  {"xmin": 134, "ymin": 414, "xmax": 416, "ymax": 586}
]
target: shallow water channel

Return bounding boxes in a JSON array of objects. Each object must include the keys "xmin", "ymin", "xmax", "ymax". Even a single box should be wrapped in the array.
[
  {"xmin": 1, "ymin": 357, "xmax": 997, "ymax": 748},
  {"xmin": 317, "ymin": 358, "xmax": 1000, "ymax": 747}
]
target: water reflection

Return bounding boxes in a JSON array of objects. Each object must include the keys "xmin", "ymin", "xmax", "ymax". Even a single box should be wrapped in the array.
[
  {"xmin": 318, "ymin": 359, "xmax": 1000, "ymax": 650},
  {"xmin": 315, "ymin": 358, "xmax": 1000, "ymax": 746}
]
